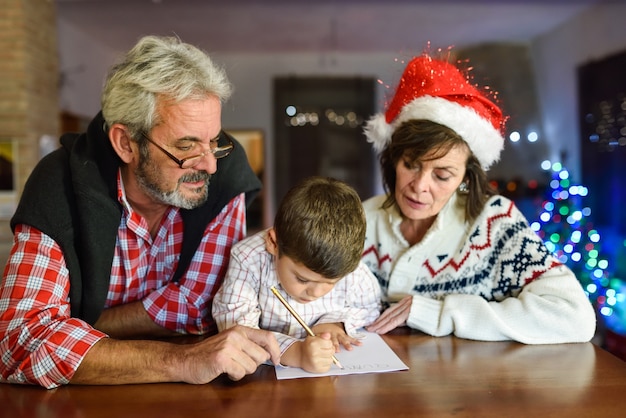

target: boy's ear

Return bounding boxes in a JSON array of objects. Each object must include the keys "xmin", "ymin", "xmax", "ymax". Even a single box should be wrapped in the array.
[{"xmin": 265, "ymin": 228, "xmax": 278, "ymax": 256}]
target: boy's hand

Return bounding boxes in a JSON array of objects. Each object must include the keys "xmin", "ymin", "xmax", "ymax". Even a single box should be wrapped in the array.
[
  {"xmin": 312, "ymin": 323, "xmax": 363, "ymax": 352},
  {"xmin": 299, "ymin": 333, "xmax": 335, "ymax": 373},
  {"xmin": 281, "ymin": 333, "xmax": 334, "ymax": 373}
]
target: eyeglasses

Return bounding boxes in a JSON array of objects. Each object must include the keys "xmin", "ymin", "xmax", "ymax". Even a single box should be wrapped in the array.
[{"xmin": 140, "ymin": 131, "xmax": 234, "ymax": 169}]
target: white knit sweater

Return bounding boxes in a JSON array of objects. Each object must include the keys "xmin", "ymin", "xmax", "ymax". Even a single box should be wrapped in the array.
[{"xmin": 362, "ymin": 192, "xmax": 596, "ymax": 344}]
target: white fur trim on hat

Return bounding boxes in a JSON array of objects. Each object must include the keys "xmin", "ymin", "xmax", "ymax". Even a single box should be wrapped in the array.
[
  {"xmin": 364, "ymin": 95, "xmax": 504, "ymax": 169},
  {"xmin": 363, "ymin": 112, "xmax": 393, "ymax": 154}
]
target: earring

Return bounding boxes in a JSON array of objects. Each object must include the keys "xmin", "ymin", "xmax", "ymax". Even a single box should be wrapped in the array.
[{"xmin": 458, "ymin": 182, "xmax": 469, "ymax": 193}]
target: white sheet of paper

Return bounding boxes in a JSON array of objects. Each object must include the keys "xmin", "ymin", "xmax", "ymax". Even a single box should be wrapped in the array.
[{"xmin": 275, "ymin": 330, "xmax": 409, "ymax": 380}]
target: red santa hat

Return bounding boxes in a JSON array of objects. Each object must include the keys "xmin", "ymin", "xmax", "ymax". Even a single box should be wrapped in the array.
[{"xmin": 364, "ymin": 55, "xmax": 506, "ymax": 169}]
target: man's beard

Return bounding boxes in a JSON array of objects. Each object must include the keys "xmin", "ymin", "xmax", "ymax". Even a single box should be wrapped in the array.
[{"xmin": 135, "ymin": 156, "xmax": 211, "ymax": 210}]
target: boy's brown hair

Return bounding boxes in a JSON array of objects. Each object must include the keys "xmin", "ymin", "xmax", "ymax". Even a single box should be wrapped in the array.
[{"xmin": 273, "ymin": 176, "xmax": 366, "ymax": 279}]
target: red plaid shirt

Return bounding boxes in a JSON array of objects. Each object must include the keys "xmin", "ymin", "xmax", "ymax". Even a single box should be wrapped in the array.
[{"xmin": 0, "ymin": 175, "xmax": 246, "ymax": 388}]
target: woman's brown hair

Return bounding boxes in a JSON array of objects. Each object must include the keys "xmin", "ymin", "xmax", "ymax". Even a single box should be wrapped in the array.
[{"xmin": 379, "ymin": 119, "xmax": 496, "ymax": 222}]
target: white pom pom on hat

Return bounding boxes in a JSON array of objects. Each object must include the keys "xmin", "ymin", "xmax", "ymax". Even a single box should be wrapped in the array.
[{"xmin": 364, "ymin": 55, "xmax": 506, "ymax": 170}]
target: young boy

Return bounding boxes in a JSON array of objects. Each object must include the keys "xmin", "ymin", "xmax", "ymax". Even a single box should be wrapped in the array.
[{"xmin": 212, "ymin": 176, "xmax": 381, "ymax": 373}]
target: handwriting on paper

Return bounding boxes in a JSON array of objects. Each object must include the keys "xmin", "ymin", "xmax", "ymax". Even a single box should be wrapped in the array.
[
  {"xmin": 275, "ymin": 331, "xmax": 408, "ymax": 380},
  {"xmin": 342, "ymin": 363, "xmax": 392, "ymax": 371}
]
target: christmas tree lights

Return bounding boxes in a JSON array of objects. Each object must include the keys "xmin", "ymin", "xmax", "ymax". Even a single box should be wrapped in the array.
[{"xmin": 531, "ymin": 161, "xmax": 626, "ymax": 334}]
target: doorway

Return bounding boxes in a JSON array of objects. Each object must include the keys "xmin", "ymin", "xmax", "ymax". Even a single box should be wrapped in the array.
[{"xmin": 273, "ymin": 76, "xmax": 377, "ymax": 206}]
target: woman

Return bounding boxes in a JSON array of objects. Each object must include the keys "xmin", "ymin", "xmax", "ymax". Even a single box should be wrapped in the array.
[{"xmin": 361, "ymin": 54, "xmax": 596, "ymax": 344}]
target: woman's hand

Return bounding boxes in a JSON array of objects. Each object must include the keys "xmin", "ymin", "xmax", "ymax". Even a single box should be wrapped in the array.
[{"xmin": 366, "ymin": 295, "xmax": 413, "ymax": 334}]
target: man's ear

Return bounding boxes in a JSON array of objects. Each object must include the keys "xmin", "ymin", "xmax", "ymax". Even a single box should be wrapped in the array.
[
  {"xmin": 265, "ymin": 228, "xmax": 279, "ymax": 256},
  {"xmin": 108, "ymin": 123, "xmax": 137, "ymax": 164}
]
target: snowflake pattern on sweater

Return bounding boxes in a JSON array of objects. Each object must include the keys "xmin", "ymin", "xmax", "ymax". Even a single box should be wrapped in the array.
[
  {"xmin": 361, "ymin": 192, "xmax": 596, "ymax": 343},
  {"xmin": 363, "ymin": 194, "xmax": 557, "ymax": 301}
]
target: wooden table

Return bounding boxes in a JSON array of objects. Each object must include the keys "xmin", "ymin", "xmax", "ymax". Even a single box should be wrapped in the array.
[{"xmin": 2, "ymin": 327, "xmax": 626, "ymax": 417}]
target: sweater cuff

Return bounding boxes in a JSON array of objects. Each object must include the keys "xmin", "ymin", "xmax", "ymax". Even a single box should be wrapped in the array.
[{"xmin": 406, "ymin": 295, "xmax": 451, "ymax": 336}]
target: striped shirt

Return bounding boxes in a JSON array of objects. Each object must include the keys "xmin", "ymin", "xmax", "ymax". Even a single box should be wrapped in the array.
[{"xmin": 212, "ymin": 230, "xmax": 382, "ymax": 353}]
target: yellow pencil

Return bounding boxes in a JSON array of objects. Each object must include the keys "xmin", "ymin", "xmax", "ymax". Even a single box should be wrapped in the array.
[{"xmin": 270, "ymin": 285, "xmax": 344, "ymax": 369}]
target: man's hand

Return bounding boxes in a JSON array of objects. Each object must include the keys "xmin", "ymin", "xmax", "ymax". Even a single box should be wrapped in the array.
[
  {"xmin": 180, "ymin": 325, "xmax": 281, "ymax": 383},
  {"xmin": 72, "ymin": 325, "xmax": 280, "ymax": 385}
]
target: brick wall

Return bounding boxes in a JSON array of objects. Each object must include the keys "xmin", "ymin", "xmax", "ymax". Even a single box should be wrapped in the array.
[
  {"xmin": 0, "ymin": 0, "xmax": 59, "ymax": 263},
  {"xmin": 0, "ymin": 0, "xmax": 59, "ymax": 196}
]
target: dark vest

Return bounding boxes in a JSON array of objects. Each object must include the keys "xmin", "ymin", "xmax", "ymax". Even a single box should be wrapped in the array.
[{"xmin": 10, "ymin": 112, "xmax": 261, "ymax": 325}]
